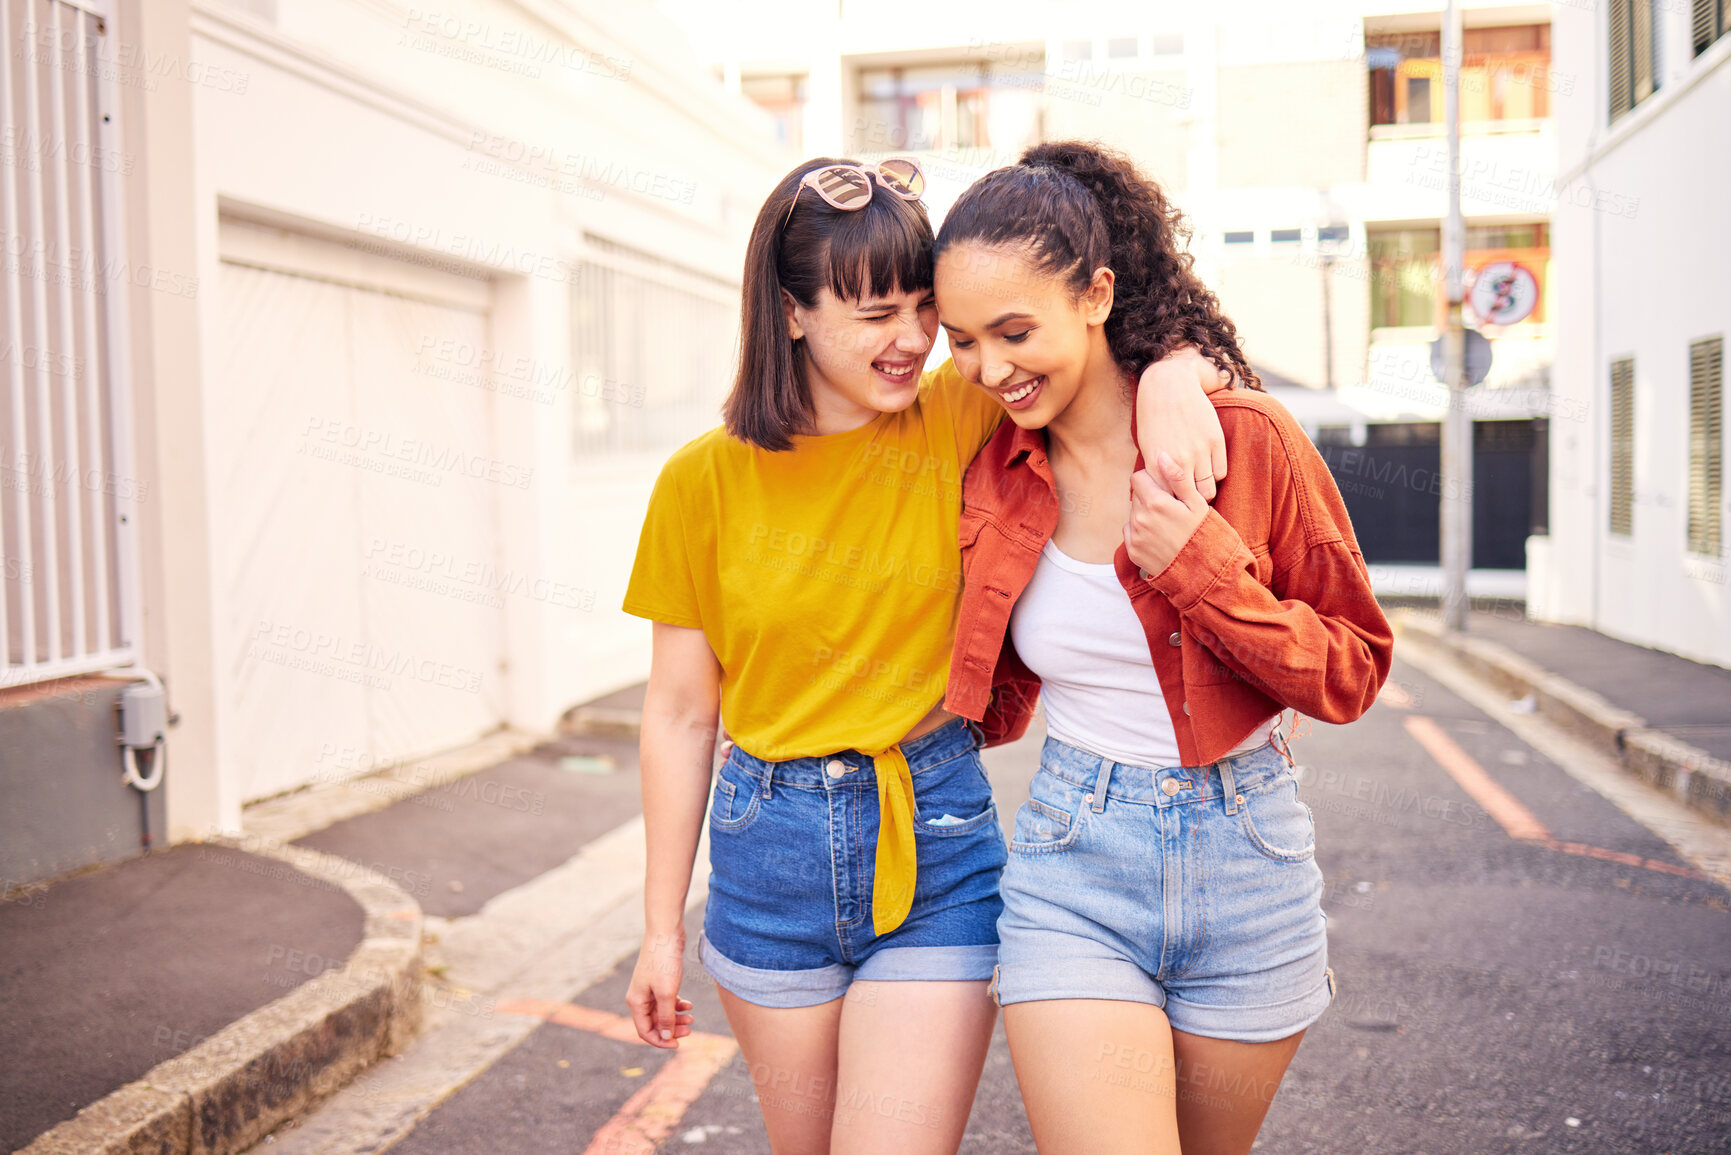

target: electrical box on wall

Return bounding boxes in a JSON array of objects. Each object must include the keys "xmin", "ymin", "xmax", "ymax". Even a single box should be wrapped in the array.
[{"xmin": 119, "ymin": 682, "xmax": 166, "ymax": 749}]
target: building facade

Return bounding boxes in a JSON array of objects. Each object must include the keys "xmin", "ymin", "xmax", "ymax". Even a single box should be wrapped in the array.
[
  {"xmin": 2, "ymin": 0, "xmax": 788, "ymax": 886},
  {"xmin": 1534, "ymin": 0, "xmax": 1729, "ymax": 666},
  {"xmin": 674, "ymin": 0, "xmax": 1558, "ymax": 583}
]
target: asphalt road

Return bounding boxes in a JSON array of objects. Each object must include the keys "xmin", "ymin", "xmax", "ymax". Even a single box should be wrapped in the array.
[{"xmin": 267, "ymin": 654, "xmax": 1731, "ymax": 1154}]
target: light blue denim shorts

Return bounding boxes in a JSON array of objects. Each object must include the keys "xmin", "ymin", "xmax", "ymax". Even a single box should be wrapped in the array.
[
  {"xmin": 991, "ymin": 735, "xmax": 1335, "ymax": 1043},
  {"xmin": 699, "ymin": 717, "xmax": 1008, "ymax": 1009}
]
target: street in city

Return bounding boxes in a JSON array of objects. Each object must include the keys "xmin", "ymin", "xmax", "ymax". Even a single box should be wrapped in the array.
[{"xmin": 242, "ymin": 650, "xmax": 1731, "ymax": 1155}]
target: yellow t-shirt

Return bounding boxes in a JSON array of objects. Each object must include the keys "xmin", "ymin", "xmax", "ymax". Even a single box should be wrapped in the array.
[{"xmin": 623, "ymin": 358, "xmax": 1002, "ymax": 933}]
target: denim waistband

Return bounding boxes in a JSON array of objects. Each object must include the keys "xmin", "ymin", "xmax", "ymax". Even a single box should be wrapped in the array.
[
  {"xmin": 727, "ymin": 715, "xmax": 980, "ymax": 788},
  {"xmin": 1039, "ymin": 734, "xmax": 1292, "ymax": 808}
]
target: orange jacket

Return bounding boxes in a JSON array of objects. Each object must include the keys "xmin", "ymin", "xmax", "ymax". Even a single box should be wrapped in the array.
[{"xmin": 944, "ymin": 388, "xmax": 1393, "ymax": 758}]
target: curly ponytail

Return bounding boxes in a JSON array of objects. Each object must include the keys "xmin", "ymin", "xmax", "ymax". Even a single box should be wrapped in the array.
[{"xmin": 933, "ymin": 140, "xmax": 1260, "ymax": 391}]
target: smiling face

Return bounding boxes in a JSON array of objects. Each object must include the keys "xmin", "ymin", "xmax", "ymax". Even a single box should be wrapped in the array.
[
  {"xmin": 786, "ymin": 283, "xmax": 937, "ymax": 425},
  {"xmin": 934, "ymin": 243, "xmax": 1114, "ymax": 428}
]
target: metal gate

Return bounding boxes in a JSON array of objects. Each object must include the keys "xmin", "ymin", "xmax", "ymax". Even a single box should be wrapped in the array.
[{"xmin": 1, "ymin": 0, "xmax": 141, "ymax": 687}]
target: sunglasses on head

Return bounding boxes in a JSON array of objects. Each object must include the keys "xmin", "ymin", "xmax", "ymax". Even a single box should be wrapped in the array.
[{"xmin": 782, "ymin": 158, "xmax": 927, "ymax": 231}]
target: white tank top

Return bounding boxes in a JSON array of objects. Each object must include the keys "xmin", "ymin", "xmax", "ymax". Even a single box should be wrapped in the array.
[{"xmin": 1009, "ymin": 539, "xmax": 1276, "ymax": 769}]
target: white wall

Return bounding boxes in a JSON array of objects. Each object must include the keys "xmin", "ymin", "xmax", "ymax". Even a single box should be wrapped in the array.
[
  {"xmin": 173, "ymin": 0, "xmax": 789, "ymax": 823},
  {"xmin": 1541, "ymin": 3, "xmax": 1731, "ymax": 665}
]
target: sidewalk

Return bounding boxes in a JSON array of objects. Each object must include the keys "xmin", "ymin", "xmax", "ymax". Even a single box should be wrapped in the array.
[
  {"xmin": 2, "ymin": 691, "xmax": 648, "ymax": 1155},
  {"xmin": 1394, "ymin": 609, "xmax": 1731, "ymax": 824}
]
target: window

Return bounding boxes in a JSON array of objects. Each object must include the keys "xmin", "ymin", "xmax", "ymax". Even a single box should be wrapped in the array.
[
  {"xmin": 1367, "ymin": 25, "xmax": 1553, "ymax": 126},
  {"xmin": 1369, "ymin": 229, "xmax": 1442, "ymax": 328},
  {"xmin": 569, "ymin": 240, "xmax": 739, "ymax": 456},
  {"xmin": 1270, "ymin": 228, "xmax": 1302, "ymax": 245},
  {"xmin": 1610, "ymin": 358, "xmax": 1635, "ymax": 536},
  {"xmin": 1153, "ymin": 34, "xmax": 1185, "ymax": 56},
  {"xmin": 1368, "ymin": 224, "xmax": 1550, "ymax": 329},
  {"xmin": 740, "ymin": 73, "xmax": 808, "ymax": 153},
  {"xmin": 1689, "ymin": 337, "xmax": 1724, "ymax": 555},
  {"xmin": 1609, "ymin": 0, "xmax": 1661, "ymax": 122},
  {"xmin": 1318, "ymin": 225, "xmax": 1352, "ymax": 245},
  {"xmin": 1108, "ymin": 36, "xmax": 1139, "ymax": 59},
  {"xmin": 856, "ymin": 60, "xmax": 1043, "ymax": 152},
  {"xmin": 1695, "ymin": 0, "xmax": 1730, "ymax": 56},
  {"xmin": 1223, "ymin": 230, "xmax": 1255, "ymax": 245},
  {"xmin": 1063, "ymin": 40, "xmax": 1092, "ymax": 63}
]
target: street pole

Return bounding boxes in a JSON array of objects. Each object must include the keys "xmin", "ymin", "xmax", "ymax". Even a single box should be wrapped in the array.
[
  {"xmin": 1321, "ymin": 252, "xmax": 1336, "ymax": 391},
  {"xmin": 1440, "ymin": 0, "xmax": 1472, "ymax": 632}
]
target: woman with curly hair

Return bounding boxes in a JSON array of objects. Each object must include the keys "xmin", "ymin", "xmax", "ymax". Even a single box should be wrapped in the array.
[{"xmin": 934, "ymin": 141, "xmax": 1393, "ymax": 1155}]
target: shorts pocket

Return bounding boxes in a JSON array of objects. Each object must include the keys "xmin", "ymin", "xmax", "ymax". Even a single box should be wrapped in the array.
[
  {"xmin": 1009, "ymin": 773, "xmax": 1086, "ymax": 854},
  {"xmin": 913, "ymin": 750, "xmax": 997, "ymax": 836},
  {"xmin": 709, "ymin": 765, "xmax": 763, "ymax": 832},
  {"xmin": 1237, "ymin": 774, "xmax": 1316, "ymax": 862}
]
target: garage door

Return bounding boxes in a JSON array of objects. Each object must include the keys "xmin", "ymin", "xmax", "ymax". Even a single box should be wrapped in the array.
[{"xmin": 213, "ymin": 219, "xmax": 507, "ymax": 801}]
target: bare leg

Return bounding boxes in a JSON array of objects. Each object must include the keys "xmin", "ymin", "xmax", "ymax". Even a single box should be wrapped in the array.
[
  {"xmin": 1003, "ymin": 999, "xmax": 1183, "ymax": 1155},
  {"xmin": 717, "ymin": 987, "xmax": 844, "ymax": 1154},
  {"xmin": 830, "ymin": 980, "xmax": 996, "ymax": 1155},
  {"xmin": 1170, "ymin": 1027, "xmax": 1307, "ymax": 1155}
]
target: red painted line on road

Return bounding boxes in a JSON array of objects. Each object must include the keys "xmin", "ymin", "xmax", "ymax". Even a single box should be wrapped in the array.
[
  {"xmin": 586, "ymin": 1032, "xmax": 737, "ymax": 1155},
  {"xmin": 1542, "ymin": 840, "xmax": 1709, "ymax": 881},
  {"xmin": 1403, "ymin": 716, "xmax": 1711, "ymax": 881},
  {"xmin": 1404, "ymin": 715, "xmax": 1551, "ymax": 840},
  {"xmin": 497, "ymin": 997, "xmax": 739, "ymax": 1152},
  {"xmin": 497, "ymin": 997, "xmax": 642, "ymax": 1044}
]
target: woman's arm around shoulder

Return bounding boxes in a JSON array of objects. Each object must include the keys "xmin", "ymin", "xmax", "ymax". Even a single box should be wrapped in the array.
[
  {"xmin": 1123, "ymin": 399, "xmax": 1392, "ymax": 724},
  {"xmin": 1134, "ymin": 345, "xmax": 1231, "ymax": 502}
]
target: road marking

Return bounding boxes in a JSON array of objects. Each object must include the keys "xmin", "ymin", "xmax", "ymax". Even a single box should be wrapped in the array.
[
  {"xmin": 499, "ymin": 998, "xmax": 738, "ymax": 1155},
  {"xmin": 1403, "ymin": 713, "xmax": 1712, "ymax": 883},
  {"xmin": 1378, "ymin": 682, "xmax": 1417, "ymax": 710},
  {"xmin": 1403, "ymin": 715, "xmax": 1551, "ymax": 840}
]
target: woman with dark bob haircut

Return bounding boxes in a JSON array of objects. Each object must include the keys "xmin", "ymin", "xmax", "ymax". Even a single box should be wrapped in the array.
[
  {"xmin": 620, "ymin": 153, "xmax": 1230, "ymax": 1154},
  {"xmin": 936, "ymin": 141, "xmax": 1393, "ymax": 1155}
]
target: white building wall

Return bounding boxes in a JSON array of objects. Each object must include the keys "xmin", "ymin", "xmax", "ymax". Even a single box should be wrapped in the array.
[
  {"xmin": 171, "ymin": 0, "xmax": 787, "ymax": 828},
  {"xmin": 1542, "ymin": 1, "xmax": 1731, "ymax": 666}
]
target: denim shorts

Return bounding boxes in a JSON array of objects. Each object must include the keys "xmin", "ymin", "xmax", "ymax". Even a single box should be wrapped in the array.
[
  {"xmin": 991, "ymin": 735, "xmax": 1335, "ymax": 1043},
  {"xmin": 699, "ymin": 716, "xmax": 1008, "ymax": 1008}
]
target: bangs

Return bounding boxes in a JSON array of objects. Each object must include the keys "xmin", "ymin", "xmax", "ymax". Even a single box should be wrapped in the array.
[{"xmin": 820, "ymin": 194, "xmax": 933, "ymax": 302}]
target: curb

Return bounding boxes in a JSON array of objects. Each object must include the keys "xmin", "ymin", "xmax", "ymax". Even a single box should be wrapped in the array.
[
  {"xmin": 21, "ymin": 840, "xmax": 424, "ymax": 1155},
  {"xmin": 1393, "ymin": 610, "xmax": 1731, "ymax": 825},
  {"xmin": 559, "ymin": 705, "xmax": 643, "ymax": 739}
]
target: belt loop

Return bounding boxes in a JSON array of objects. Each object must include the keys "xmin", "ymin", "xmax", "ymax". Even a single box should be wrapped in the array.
[
  {"xmin": 1092, "ymin": 759, "xmax": 1113, "ymax": 813},
  {"xmin": 760, "ymin": 758, "xmax": 773, "ymax": 800},
  {"xmin": 1219, "ymin": 758, "xmax": 1239, "ymax": 815}
]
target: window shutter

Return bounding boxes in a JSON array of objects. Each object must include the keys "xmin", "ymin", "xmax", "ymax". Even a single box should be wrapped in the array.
[
  {"xmin": 1633, "ymin": 0, "xmax": 1656, "ymax": 103},
  {"xmin": 1689, "ymin": 338, "xmax": 1724, "ymax": 556},
  {"xmin": 1610, "ymin": 358, "xmax": 1635, "ymax": 536},
  {"xmin": 1609, "ymin": 0, "xmax": 1633, "ymax": 121}
]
